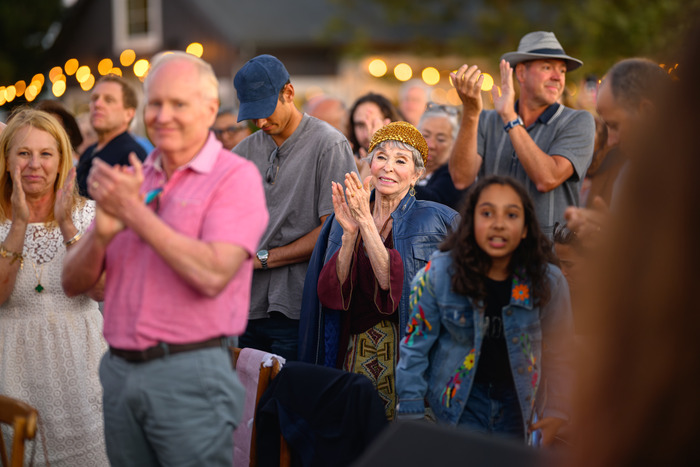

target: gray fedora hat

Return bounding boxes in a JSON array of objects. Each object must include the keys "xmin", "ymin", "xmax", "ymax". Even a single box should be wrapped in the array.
[{"xmin": 501, "ymin": 31, "xmax": 583, "ymax": 71}]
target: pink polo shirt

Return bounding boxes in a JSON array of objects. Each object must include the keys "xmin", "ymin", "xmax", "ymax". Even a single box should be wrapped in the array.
[{"xmin": 102, "ymin": 135, "xmax": 268, "ymax": 350}]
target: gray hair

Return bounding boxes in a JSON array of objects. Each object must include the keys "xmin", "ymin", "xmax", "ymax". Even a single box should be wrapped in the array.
[
  {"xmin": 145, "ymin": 51, "xmax": 219, "ymax": 102},
  {"xmin": 366, "ymin": 140, "xmax": 425, "ymax": 174},
  {"xmin": 418, "ymin": 107, "xmax": 460, "ymax": 140}
]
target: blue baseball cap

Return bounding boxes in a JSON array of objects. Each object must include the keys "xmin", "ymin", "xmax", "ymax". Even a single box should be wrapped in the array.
[{"xmin": 234, "ymin": 55, "xmax": 290, "ymax": 122}]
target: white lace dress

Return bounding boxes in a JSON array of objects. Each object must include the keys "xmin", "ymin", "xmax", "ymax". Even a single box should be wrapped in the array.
[{"xmin": 0, "ymin": 200, "xmax": 108, "ymax": 466}]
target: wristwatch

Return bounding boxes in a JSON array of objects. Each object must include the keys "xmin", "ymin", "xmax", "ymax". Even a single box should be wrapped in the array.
[
  {"xmin": 504, "ymin": 115, "xmax": 524, "ymax": 133},
  {"xmin": 256, "ymin": 250, "xmax": 269, "ymax": 270}
]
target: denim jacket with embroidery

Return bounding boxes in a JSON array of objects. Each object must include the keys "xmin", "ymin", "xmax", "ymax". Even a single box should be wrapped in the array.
[{"xmin": 396, "ymin": 250, "xmax": 574, "ymax": 435}]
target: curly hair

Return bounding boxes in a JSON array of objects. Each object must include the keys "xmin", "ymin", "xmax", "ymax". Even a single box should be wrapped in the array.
[{"xmin": 440, "ymin": 175, "xmax": 554, "ymax": 306}]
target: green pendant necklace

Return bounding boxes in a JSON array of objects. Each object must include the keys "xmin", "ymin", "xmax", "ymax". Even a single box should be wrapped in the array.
[{"xmin": 29, "ymin": 259, "xmax": 45, "ymax": 293}]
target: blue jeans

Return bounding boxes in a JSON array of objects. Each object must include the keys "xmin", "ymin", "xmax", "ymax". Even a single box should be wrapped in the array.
[
  {"xmin": 239, "ymin": 312, "xmax": 299, "ymax": 361},
  {"xmin": 458, "ymin": 382, "xmax": 524, "ymax": 440},
  {"xmin": 100, "ymin": 346, "xmax": 245, "ymax": 467}
]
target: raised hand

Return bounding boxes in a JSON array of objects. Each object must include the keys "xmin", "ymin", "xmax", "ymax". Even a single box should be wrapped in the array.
[
  {"xmin": 492, "ymin": 59, "xmax": 517, "ymax": 121},
  {"xmin": 9, "ymin": 164, "xmax": 29, "ymax": 223},
  {"xmin": 450, "ymin": 64, "xmax": 485, "ymax": 118},
  {"xmin": 344, "ymin": 172, "xmax": 372, "ymax": 224},
  {"xmin": 331, "ymin": 180, "xmax": 358, "ymax": 236},
  {"xmin": 88, "ymin": 152, "xmax": 144, "ymax": 219}
]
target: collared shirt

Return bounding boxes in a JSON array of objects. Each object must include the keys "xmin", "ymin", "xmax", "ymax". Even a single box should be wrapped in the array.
[
  {"xmin": 477, "ymin": 102, "xmax": 595, "ymax": 235},
  {"xmin": 103, "ymin": 134, "xmax": 268, "ymax": 350}
]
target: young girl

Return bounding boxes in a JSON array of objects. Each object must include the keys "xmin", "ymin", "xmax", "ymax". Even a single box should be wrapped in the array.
[{"xmin": 396, "ymin": 176, "xmax": 574, "ymax": 445}]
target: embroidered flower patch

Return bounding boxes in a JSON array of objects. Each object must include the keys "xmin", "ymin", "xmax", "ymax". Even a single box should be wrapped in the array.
[
  {"xmin": 512, "ymin": 284, "xmax": 530, "ymax": 303},
  {"xmin": 441, "ymin": 349, "xmax": 475, "ymax": 408}
]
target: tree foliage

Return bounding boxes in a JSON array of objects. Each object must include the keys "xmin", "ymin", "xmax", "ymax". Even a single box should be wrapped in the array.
[
  {"xmin": 0, "ymin": 0, "xmax": 63, "ymax": 82},
  {"xmin": 326, "ymin": 0, "xmax": 700, "ymax": 74}
]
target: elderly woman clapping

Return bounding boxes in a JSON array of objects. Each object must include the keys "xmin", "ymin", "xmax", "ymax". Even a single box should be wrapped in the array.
[{"xmin": 300, "ymin": 122, "xmax": 459, "ymax": 419}]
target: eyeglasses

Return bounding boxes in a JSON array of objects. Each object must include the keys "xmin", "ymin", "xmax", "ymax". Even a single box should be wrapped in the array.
[
  {"xmin": 144, "ymin": 187, "xmax": 164, "ymax": 213},
  {"xmin": 425, "ymin": 102, "xmax": 461, "ymax": 116},
  {"xmin": 265, "ymin": 147, "xmax": 280, "ymax": 184},
  {"xmin": 211, "ymin": 125, "xmax": 248, "ymax": 137}
]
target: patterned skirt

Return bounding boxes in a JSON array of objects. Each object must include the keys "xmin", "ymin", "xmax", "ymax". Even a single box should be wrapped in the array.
[{"xmin": 342, "ymin": 319, "xmax": 398, "ymax": 420}]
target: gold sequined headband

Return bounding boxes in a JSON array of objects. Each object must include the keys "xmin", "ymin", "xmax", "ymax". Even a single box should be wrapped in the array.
[{"xmin": 368, "ymin": 121, "xmax": 428, "ymax": 167}]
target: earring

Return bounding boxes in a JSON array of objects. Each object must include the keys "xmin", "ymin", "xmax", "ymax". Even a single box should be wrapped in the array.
[{"xmin": 409, "ymin": 185, "xmax": 416, "ymax": 197}]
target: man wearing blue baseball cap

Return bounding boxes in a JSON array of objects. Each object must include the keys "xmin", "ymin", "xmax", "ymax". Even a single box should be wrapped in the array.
[{"xmin": 233, "ymin": 55, "xmax": 357, "ymax": 360}]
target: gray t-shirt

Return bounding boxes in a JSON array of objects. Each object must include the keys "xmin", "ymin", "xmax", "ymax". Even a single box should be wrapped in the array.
[
  {"xmin": 234, "ymin": 114, "xmax": 357, "ymax": 320},
  {"xmin": 477, "ymin": 103, "xmax": 595, "ymax": 235}
]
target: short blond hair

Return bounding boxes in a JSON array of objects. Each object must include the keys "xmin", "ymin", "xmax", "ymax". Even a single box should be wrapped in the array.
[{"xmin": 0, "ymin": 108, "xmax": 82, "ymax": 223}]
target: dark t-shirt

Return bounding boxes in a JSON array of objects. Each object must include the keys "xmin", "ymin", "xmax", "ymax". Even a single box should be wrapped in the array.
[
  {"xmin": 76, "ymin": 131, "xmax": 148, "ymax": 198},
  {"xmin": 474, "ymin": 276, "xmax": 516, "ymax": 390}
]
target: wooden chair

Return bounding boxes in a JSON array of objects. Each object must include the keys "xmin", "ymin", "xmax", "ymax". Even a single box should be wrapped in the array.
[
  {"xmin": 0, "ymin": 395, "xmax": 38, "ymax": 467},
  {"xmin": 230, "ymin": 347, "xmax": 290, "ymax": 467}
]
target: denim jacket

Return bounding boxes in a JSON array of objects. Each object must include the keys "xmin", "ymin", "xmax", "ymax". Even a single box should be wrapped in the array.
[
  {"xmin": 298, "ymin": 191, "xmax": 459, "ymax": 365},
  {"xmin": 396, "ymin": 250, "xmax": 574, "ymax": 436}
]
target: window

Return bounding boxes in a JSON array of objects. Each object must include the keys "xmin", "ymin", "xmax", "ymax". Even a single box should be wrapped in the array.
[{"xmin": 112, "ymin": 0, "xmax": 162, "ymax": 54}]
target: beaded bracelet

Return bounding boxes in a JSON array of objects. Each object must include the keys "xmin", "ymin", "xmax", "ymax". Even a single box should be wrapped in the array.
[
  {"xmin": 0, "ymin": 244, "xmax": 24, "ymax": 269},
  {"xmin": 64, "ymin": 230, "xmax": 83, "ymax": 247}
]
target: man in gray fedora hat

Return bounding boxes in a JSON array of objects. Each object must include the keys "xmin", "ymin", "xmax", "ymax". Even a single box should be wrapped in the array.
[{"xmin": 449, "ymin": 31, "xmax": 595, "ymax": 236}]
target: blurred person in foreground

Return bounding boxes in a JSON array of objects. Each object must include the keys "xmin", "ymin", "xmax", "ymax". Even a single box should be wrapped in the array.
[
  {"xmin": 301, "ymin": 122, "xmax": 459, "ymax": 419},
  {"xmin": 62, "ymin": 51, "xmax": 268, "ymax": 466},
  {"xmin": 564, "ymin": 58, "xmax": 671, "ymax": 241},
  {"xmin": 0, "ymin": 109, "xmax": 107, "ymax": 466},
  {"xmin": 571, "ymin": 18, "xmax": 700, "ymax": 467}
]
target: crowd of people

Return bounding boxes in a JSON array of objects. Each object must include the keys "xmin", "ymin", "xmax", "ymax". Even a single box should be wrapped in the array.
[{"xmin": 0, "ymin": 17, "xmax": 697, "ymax": 466}]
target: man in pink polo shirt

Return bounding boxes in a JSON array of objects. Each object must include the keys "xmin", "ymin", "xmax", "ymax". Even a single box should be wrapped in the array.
[{"xmin": 62, "ymin": 51, "xmax": 268, "ymax": 466}]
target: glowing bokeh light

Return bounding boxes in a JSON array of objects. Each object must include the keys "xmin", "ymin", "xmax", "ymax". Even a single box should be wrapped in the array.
[
  {"xmin": 480, "ymin": 73, "xmax": 494, "ymax": 92},
  {"xmin": 446, "ymin": 88, "xmax": 461, "ymax": 105},
  {"xmin": 32, "ymin": 74, "xmax": 45, "ymax": 86},
  {"xmin": 120, "ymin": 49, "xmax": 136, "ymax": 67},
  {"xmin": 14, "ymin": 80, "xmax": 26, "ymax": 96},
  {"xmin": 0, "ymin": 87, "xmax": 6, "ymax": 106},
  {"xmin": 52, "ymin": 80, "xmax": 66, "ymax": 97},
  {"xmin": 134, "ymin": 59, "xmax": 150, "ymax": 77},
  {"xmin": 394, "ymin": 63, "xmax": 413, "ymax": 82},
  {"xmin": 25, "ymin": 85, "xmax": 38, "ymax": 102},
  {"xmin": 5, "ymin": 86, "xmax": 16, "ymax": 102},
  {"xmin": 430, "ymin": 88, "xmax": 447, "ymax": 104},
  {"xmin": 49, "ymin": 66, "xmax": 63, "ymax": 83},
  {"xmin": 80, "ymin": 74, "xmax": 96, "ymax": 91},
  {"xmin": 76, "ymin": 65, "xmax": 91, "ymax": 83},
  {"xmin": 368, "ymin": 59, "xmax": 388, "ymax": 78},
  {"xmin": 98, "ymin": 58, "xmax": 114, "ymax": 75},
  {"xmin": 65, "ymin": 58, "xmax": 79, "ymax": 76},
  {"xmin": 110, "ymin": 67, "xmax": 123, "ymax": 76},
  {"xmin": 421, "ymin": 67, "xmax": 440, "ymax": 86},
  {"xmin": 186, "ymin": 42, "xmax": 204, "ymax": 58}
]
